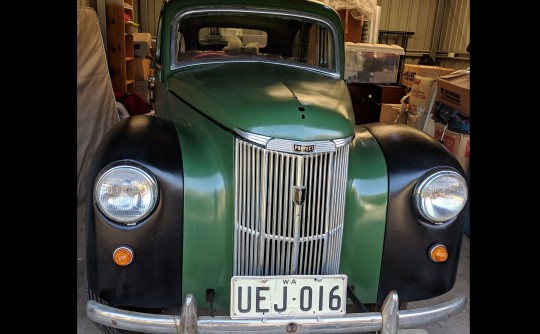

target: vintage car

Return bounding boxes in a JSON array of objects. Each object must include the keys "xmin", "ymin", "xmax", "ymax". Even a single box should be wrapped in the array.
[{"xmin": 85, "ymin": 0, "xmax": 469, "ymax": 333}]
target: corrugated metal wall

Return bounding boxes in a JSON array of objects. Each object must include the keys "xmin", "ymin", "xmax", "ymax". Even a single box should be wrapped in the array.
[
  {"xmin": 439, "ymin": 0, "xmax": 469, "ymax": 53},
  {"xmin": 140, "ymin": 0, "xmax": 163, "ymax": 36},
  {"xmin": 377, "ymin": 0, "xmax": 437, "ymax": 54},
  {"xmin": 437, "ymin": 0, "xmax": 469, "ymax": 69},
  {"xmin": 77, "ymin": 0, "xmax": 96, "ymax": 8},
  {"xmin": 377, "ymin": 0, "xmax": 469, "ymax": 69}
]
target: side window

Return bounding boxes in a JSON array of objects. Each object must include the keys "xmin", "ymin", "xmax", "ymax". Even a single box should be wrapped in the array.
[{"xmin": 306, "ymin": 25, "xmax": 333, "ymax": 70}]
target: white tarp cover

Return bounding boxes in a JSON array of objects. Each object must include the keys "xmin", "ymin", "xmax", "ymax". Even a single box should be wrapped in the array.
[
  {"xmin": 320, "ymin": 0, "xmax": 377, "ymax": 19},
  {"xmin": 77, "ymin": 7, "xmax": 119, "ymax": 203}
]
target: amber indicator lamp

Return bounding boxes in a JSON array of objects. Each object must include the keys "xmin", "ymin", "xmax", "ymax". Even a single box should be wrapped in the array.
[
  {"xmin": 429, "ymin": 244, "xmax": 448, "ymax": 263},
  {"xmin": 113, "ymin": 246, "xmax": 135, "ymax": 266}
]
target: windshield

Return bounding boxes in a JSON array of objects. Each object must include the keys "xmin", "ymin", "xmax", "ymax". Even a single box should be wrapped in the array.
[{"xmin": 171, "ymin": 8, "xmax": 338, "ymax": 75}]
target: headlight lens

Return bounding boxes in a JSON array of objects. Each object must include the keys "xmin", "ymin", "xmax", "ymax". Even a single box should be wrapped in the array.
[
  {"xmin": 94, "ymin": 164, "xmax": 158, "ymax": 224},
  {"xmin": 413, "ymin": 170, "xmax": 468, "ymax": 223}
]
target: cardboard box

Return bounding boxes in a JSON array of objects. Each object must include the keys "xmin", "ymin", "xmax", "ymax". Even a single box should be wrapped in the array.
[
  {"xmin": 345, "ymin": 43, "xmax": 404, "ymax": 84},
  {"xmin": 380, "ymin": 103, "xmax": 407, "ymax": 123},
  {"xmin": 407, "ymin": 112, "xmax": 425, "ymax": 130},
  {"xmin": 134, "ymin": 58, "xmax": 151, "ymax": 80},
  {"xmin": 406, "ymin": 75, "xmax": 438, "ymax": 131},
  {"xmin": 433, "ymin": 122, "xmax": 470, "ymax": 172},
  {"xmin": 422, "ymin": 117, "xmax": 436, "ymax": 137},
  {"xmin": 409, "ymin": 75, "xmax": 437, "ymax": 116},
  {"xmin": 401, "ymin": 64, "xmax": 455, "ymax": 88},
  {"xmin": 436, "ymin": 71, "xmax": 470, "ymax": 115},
  {"xmin": 133, "ymin": 32, "xmax": 152, "ymax": 57},
  {"xmin": 432, "ymin": 100, "xmax": 470, "ymax": 133},
  {"xmin": 135, "ymin": 80, "xmax": 150, "ymax": 104}
]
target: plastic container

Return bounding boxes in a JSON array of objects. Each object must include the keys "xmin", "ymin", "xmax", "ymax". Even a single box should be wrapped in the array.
[{"xmin": 344, "ymin": 42, "xmax": 404, "ymax": 84}]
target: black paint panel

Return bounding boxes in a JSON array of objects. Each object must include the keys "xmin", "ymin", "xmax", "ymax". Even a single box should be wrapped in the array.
[
  {"xmin": 86, "ymin": 116, "xmax": 184, "ymax": 308},
  {"xmin": 362, "ymin": 123, "xmax": 467, "ymax": 304}
]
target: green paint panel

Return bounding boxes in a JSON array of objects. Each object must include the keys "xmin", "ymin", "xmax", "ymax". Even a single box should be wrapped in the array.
[
  {"xmin": 340, "ymin": 127, "xmax": 388, "ymax": 303},
  {"xmin": 168, "ymin": 94, "xmax": 235, "ymax": 313},
  {"xmin": 168, "ymin": 65, "xmax": 354, "ymax": 141}
]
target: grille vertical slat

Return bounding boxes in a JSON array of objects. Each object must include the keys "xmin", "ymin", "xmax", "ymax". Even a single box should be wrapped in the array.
[
  {"xmin": 314, "ymin": 155, "xmax": 323, "ymax": 275},
  {"xmin": 263, "ymin": 151, "xmax": 270, "ymax": 275},
  {"xmin": 279, "ymin": 155, "xmax": 287, "ymax": 275},
  {"xmin": 285, "ymin": 158, "xmax": 294, "ymax": 274},
  {"xmin": 269, "ymin": 154, "xmax": 276, "ymax": 275},
  {"xmin": 234, "ymin": 138, "xmax": 349, "ymax": 277},
  {"xmin": 258, "ymin": 147, "xmax": 266, "ymax": 275},
  {"xmin": 276, "ymin": 155, "xmax": 283, "ymax": 276},
  {"xmin": 245, "ymin": 145, "xmax": 250, "ymax": 275},
  {"xmin": 251, "ymin": 146, "xmax": 257, "ymax": 275},
  {"xmin": 308, "ymin": 155, "xmax": 317, "ymax": 275},
  {"xmin": 320, "ymin": 153, "xmax": 333, "ymax": 274}
]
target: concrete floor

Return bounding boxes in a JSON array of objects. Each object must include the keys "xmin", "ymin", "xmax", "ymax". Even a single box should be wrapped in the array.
[{"xmin": 77, "ymin": 202, "xmax": 470, "ymax": 334}]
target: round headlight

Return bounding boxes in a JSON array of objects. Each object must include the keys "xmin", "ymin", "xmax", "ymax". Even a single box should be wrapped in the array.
[
  {"xmin": 413, "ymin": 170, "xmax": 468, "ymax": 223},
  {"xmin": 94, "ymin": 164, "xmax": 158, "ymax": 225}
]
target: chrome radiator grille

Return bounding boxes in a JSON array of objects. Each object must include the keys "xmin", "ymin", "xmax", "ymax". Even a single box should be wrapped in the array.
[{"xmin": 233, "ymin": 137, "xmax": 350, "ymax": 276}]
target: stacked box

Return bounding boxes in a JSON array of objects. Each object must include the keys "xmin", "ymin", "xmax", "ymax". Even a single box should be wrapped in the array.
[
  {"xmin": 379, "ymin": 103, "xmax": 407, "ymax": 124},
  {"xmin": 133, "ymin": 33, "xmax": 153, "ymax": 81},
  {"xmin": 431, "ymin": 70, "xmax": 470, "ymax": 172},
  {"xmin": 135, "ymin": 80, "xmax": 150, "ymax": 104},
  {"xmin": 406, "ymin": 75, "xmax": 437, "ymax": 131},
  {"xmin": 401, "ymin": 64, "xmax": 455, "ymax": 89},
  {"xmin": 134, "ymin": 58, "xmax": 151, "ymax": 80},
  {"xmin": 434, "ymin": 122, "xmax": 470, "ymax": 172},
  {"xmin": 133, "ymin": 32, "xmax": 153, "ymax": 57},
  {"xmin": 436, "ymin": 71, "xmax": 470, "ymax": 116},
  {"xmin": 432, "ymin": 101, "xmax": 470, "ymax": 134}
]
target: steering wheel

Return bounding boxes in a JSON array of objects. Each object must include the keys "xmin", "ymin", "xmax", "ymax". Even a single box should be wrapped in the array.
[{"xmin": 192, "ymin": 52, "xmax": 230, "ymax": 60}]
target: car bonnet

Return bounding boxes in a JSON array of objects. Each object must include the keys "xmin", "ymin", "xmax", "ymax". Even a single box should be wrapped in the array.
[{"xmin": 167, "ymin": 62, "xmax": 355, "ymax": 141}]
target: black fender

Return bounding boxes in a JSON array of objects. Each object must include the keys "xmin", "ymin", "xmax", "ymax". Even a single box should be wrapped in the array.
[
  {"xmin": 85, "ymin": 116, "xmax": 184, "ymax": 308},
  {"xmin": 362, "ymin": 123, "xmax": 467, "ymax": 303}
]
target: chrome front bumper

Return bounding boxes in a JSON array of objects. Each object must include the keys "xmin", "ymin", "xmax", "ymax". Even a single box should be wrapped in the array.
[{"xmin": 87, "ymin": 291, "xmax": 467, "ymax": 334}]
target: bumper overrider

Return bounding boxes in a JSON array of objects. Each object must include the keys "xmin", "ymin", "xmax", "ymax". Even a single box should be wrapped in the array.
[{"xmin": 86, "ymin": 291, "xmax": 467, "ymax": 334}]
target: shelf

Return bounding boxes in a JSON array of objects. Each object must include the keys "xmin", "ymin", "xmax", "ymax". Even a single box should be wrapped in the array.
[{"xmin": 106, "ymin": 0, "xmax": 135, "ymax": 93}]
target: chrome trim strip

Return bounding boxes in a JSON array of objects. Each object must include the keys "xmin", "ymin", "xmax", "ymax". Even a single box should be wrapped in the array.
[
  {"xmin": 170, "ymin": 8, "xmax": 341, "ymax": 76},
  {"xmin": 266, "ymin": 138, "xmax": 336, "ymax": 154},
  {"xmin": 333, "ymin": 135, "xmax": 354, "ymax": 148},
  {"xmin": 87, "ymin": 293, "xmax": 468, "ymax": 334},
  {"xmin": 234, "ymin": 129, "xmax": 272, "ymax": 147},
  {"xmin": 398, "ymin": 294, "xmax": 468, "ymax": 328},
  {"xmin": 173, "ymin": 59, "xmax": 341, "ymax": 78},
  {"xmin": 234, "ymin": 128, "xmax": 355, "ymax": 154},
  {"xmin": 257, "ymin": 150, "xmax": 268, "ymax": 275},
  {"xmin": 320, "ymin": 151, "xmax": 333, "ymax": 274}
]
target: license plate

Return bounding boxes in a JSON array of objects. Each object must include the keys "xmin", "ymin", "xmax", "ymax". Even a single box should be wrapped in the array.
[{"xmin": 230, "ymin": 275, "xmax": 347, "ymax": 319}]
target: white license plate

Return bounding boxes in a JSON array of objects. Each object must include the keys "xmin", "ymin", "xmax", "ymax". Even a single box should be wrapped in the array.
[{"xmin": 230, "ymin": 275, "xmax": 347, "ymax": 319}]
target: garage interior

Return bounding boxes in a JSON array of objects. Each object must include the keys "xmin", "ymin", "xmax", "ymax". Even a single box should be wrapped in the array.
[{"xmin": 77, "ymin": 0, "xmax": 470, "ymax": 333}]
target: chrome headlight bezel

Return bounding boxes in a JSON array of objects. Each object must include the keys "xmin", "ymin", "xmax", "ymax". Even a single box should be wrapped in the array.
[
  {"xmin": 413, "ymin": 169, "xmax": 468, "ymax": 224},
  {"xmin": 94, "ymin": 162, "xmax": 159, "ymax": 225}
]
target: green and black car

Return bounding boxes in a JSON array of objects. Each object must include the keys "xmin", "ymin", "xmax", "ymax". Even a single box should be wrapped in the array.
[{"xmin": 86, "ymin": 0, "xmax": 469, "ymax": 333}]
